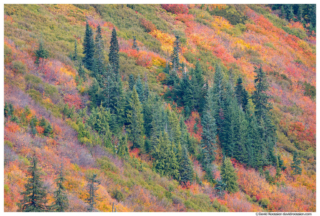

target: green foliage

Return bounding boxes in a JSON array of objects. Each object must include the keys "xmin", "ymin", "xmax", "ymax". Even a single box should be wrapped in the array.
[
  {"xmin": 5, "ymin": 140, "xmax": 14, "ymax": 148},
  {"xmin": 12, "ymin": 61, "xmax": 27, "ymax": 75},
  {"xmin": 221, "ymin": 158, "xmax": 238, "ymax": 193},
  {"xmin": 111, "ymin": 189, "xmax": 125, "ymax": 202},
  {"xmin": 109, "ymin": 28, "xmax": 120, "ymax": 77},
  {"xmin": 35, "ymin": 41, "xmax": 49, "ymax": 65},
  {"xmin": 50, "ymin": 165, "xmax": 69, "ymax": 212},
  {"xmin": 83, "ymin": 21, "xmax": 95, "ymax": 71},
  {"xmin": 303, "ymin": 81, "xmax": 316, "ymax": 99},
  {"xmin": 86, "ymin": 174, "xmax": 100, "ymax": 212},
  {"xmin": 291, "ymin": 151, "xmax": 302, "ymax": 175},
  {"xmin": 210, "ymin": 5, "xmax": 247, "ymax": 25},
  {"xmin": 97, "ymin": 157, "xmax": 119, "ymax": 173},
  {"xmin": 18, "ymin": 157, "xmax": 48, "ymax": 212}
]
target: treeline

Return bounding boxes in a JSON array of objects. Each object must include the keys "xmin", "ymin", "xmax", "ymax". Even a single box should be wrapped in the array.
[{"xmin": 271, "ymin": 4, "xmax": 316, "ymax": 32}]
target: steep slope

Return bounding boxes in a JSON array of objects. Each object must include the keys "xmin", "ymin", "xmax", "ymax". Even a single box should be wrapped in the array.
[{"xmin": 4, "ymin": 4, "xmax": 316, "ymax": 212}]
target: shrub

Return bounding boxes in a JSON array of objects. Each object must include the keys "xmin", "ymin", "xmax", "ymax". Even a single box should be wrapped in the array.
[
  {"xmin": 162, "ymin": 4, "xmax": 189, "ymax": 14},
  {"xmin": 12, "ymin": 61, "xmax": 27, "ymax": 75},
  {"xmin": 140, "ymin": 18, "xmax": 156, "ymax": 33},
  {"xmin": 259, "ymin": 198, "xmax": 270, "ymax": 208},
  {"xmin": 4, "ymin": 140, "xmax": 13, "ymax": 148},
  {"xmin": 210, "ymin": 5, "xmax": 247, "ymax": 25},
  {"xmin": 111, "ymin": 189, "xmax": 125, "ymax": 202}
]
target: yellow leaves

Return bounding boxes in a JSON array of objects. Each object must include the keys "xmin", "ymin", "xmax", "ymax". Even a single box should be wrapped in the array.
[
  {"xmin": 211, "ymin": 16, "xmax": 233, "ymax": 34},
  {"xmin": 233, "ymin": 38, "xmax": 255, "ymax": 51},
  {"xmin": 60, "ymin": 65, "xmax": 76, "ymax": 77},
  {"xmin": 150, "ymin": 30, "xmax": 175, "ymax": 54}
]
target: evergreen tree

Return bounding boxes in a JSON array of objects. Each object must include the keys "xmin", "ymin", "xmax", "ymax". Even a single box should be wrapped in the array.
[
  {"xmin": 127, "ymin": 87, "xmax": 144, "ymax": 149},
  {"xmin": 220, "ymin": 158, "xmax": 238, "ymax": 193},
  {"xmin": 78, "ymin": 62, "xmax": 86, "ymax": 81},
  {"xmin": 235, "ymin": 77, "xmax": 248, "ymax": 111},
  {"xmin": 86, "ymin": 174, "xmax": 100, "ymax": 212},
  {"xmin": 18, "ymin": 157, "xmax": 48, "ymax": 212},
  {"xmin": 132, "ymin": 36, "xmax": 139, "ymax": 51},
  {"xmin": 285, "ymin": 4, "xmax": 294, "ymax": 20},
  {"xmin": 92, "ymin": 32, "xmax": 105, "ymax": 79},
  {"xmin": 73, "ymin": 40, "xmax": 78, "ymax": 61},
  {"xmin": 144, "ymin": 74, "xmax": 149, "ymax": 101},
  {"xmin": 51, "ymin": 164, "xmax": 69, "ymax": 212},
  {"xmin": 171, "ymin": 35, "xmax": 180, "ymax": 72},
  {"xmin": 135, "ymin": 75, "xmax": 144, "ymax": 102},
  {"xmin": 43, "ymin": 122, "xmax": 52, "ymax": 136},
  {"xmin": 179, "ymin": 146, "xmax": 194, "ymax": 184},
  {"xmin": 297, "ymin": 4, "xmax": 303, "ymax": 21},
  {"xmin": 4, "ymin": 102, "xmax": 9, "ymax": 117},
  {"xmin": 201, "ymin": 107, "xmax": 217, "ymax": 168},
  {"xmin": 281, "ymin": 6, "xmax": 286, "ymax": 19},
  {"xmin": 117, "ymin": 135, "xmax": 129, "ymax": 158},
  {"xmin": 291, "ymin": 151, "xmax": 302, "ymax": 175},
  {"xmin": 88, "ymin": 78, "xmax": 101, "ymax": 107},
  {"xmin": 129, "ymin": 74, "xmax": 135, "ymax": 91},
  {"xmin": 35, "ymin": 41, "xmax": 49, "ymax": 65},
  {"xmin": 83, "ymin": 21, "xmax": 95, "ymax": 71},
  {"xmin": 109, "ymin": 28, "xmax": 120, "ymax": 78}
]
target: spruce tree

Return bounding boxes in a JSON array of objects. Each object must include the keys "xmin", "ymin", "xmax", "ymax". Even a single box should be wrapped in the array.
[
  {"xmin": 220, "ymin": 158, "xmax": 238, "ymax": 193},
  {"xmin": 18, "ymin": 157, "xmax": 48, "ymax": 212},
  {"xmin": 135, "ymin": 75, "xmax": 144, "ymax": 102},
  {"xmin": 109, "ymin": 28, "xmax": 120, "ymax": 78},
  {"xmin": 92, "ymin": 33, "xmax": 105, "ymax": 79},
  {"xmin": 35, "ymin": 41, "xmax": 49, "ymax": 65},
  {"xmin": 73, "ymin": 40, "xmax": 78, "ymax": 61},
  {"xmin": 179, "ymin": 145, "xmax": 194, "ymax": 184},
  {"xmin": 117, "ymin": 135, "xmax": 129, "ymax": 158},
  {"xmin": 129, "ymin": 74, "xmax": 135, "ymax": 91},
  {"xmin": 235, "ymin": 77, "xmax": 248, "ymax": 111},
  {"xmin": 86, "ymin": 174, "xmax": 100, "ymax": 212},
  {"xmin": 132, "ymin": 36, "xmax": 139, "ymax": 51},
  {"xmin": 127, "ymin": 87, "xmax": 144, "ymax": 149},
  {"xmin": 83, "ymin": 21, "xmax": 95, "ymax": 71},
  {"xmin": 51, "ymin": 164, "xmax": 69, "ymax": 212},
  {"xmin": 291, "ymin": 151, "xmax": 302, "ymax": 175},
  {"xmin": 171, "ymin": 35, "xmax": 180, "ymax": 72},
  {"xmin": 78, "ymin": 62, "xmax": 86, "ymax": 81}
]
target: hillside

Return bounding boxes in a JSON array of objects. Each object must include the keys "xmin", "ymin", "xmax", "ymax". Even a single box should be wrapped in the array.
[{"xmin": 4, "ymin": 4, "xmax": 316, "ymax": 212}]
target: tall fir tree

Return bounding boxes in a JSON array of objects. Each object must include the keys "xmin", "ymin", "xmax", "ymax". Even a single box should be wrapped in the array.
[
  {"xmin": 171, "ymin": 35, "xmax": 180, "ymax": 72},
  {"xmin": 127, "ymin": 87, "xmax": 145, "ymax": 149},
  {"xmin": 129, "ymin": 74, "xmax": 135, "ymax": 91},
  {"xmin": 78, "ymin": 62, "xmax": 86, "ymax": 81},
  {"xmin": 109, "ymin": 28, "xmax": 120, "ymax": 79},
  {"xmin": 18, "ymin": 157, "xmax": 48, "ymax": 212},
  {"xmin": 83, "ymin": 21, "xmax": 95, "ymax": 71},
  {"xmin": 35, "ymin": 41, "xmax": 49, "ymax": 65},
  {"xmin": 86, "ymin": 174, "xmax": 100, "ymax": 212},
  {"xmin": 221, "ymin": 157, "xmax": 238, "ymax": 193},
  {"xmin": 235, "ymin": 77, "xmax": 248, "ymax": 111},
  {"xmin": 50, "ymin": 164, "xmax": 69, "ymax": 212},
  {"xmin": 291, "ymin": 151, "xmax": 302, "ymax": 175},
  {"xmin": 179, "ymin": 145, "xmax": 194, "ymax": 184},
  {"xmin": 135, "ymin": 75, "xmax": 144, "ymax": 102},
  {"xmin": 117, "ymin": 135, "xmax": 129, "ymax": 158},
  {"xmin": 73, "ymin": 40, "xmax": 78, "ymax": 61}
]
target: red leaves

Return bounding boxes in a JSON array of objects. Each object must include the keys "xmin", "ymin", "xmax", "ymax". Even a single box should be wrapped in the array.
[
  {"xmin": 139, "ymin": 18, "xmax": 156, "ymax": 33},
  {"xmin": 64, "ymin": 93, "xmax": 82, "ymax": 109},
  {"xmin": 175, "ymin": 14, "xmax": 194, "ymax": 23},
  {"xmin": 161, "ymin": 4, "xmax": 189, "ymax": 14},
  {"xmin": 5, "ymin": 121, "xmax": 20, "ymax": 133}
]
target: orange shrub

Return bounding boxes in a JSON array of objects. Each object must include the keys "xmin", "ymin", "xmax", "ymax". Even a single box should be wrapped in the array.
[{"xmin": 5, "ymin": 121, "xmax": 20, "ymax": 133}]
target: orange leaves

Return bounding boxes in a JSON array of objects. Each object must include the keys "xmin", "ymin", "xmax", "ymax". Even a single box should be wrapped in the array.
[
  {"xmin": 185, "ymin": 111, "xmax": 202, "ymax": 142},
  {"xmin": 36, "ymin": 126, "xmax": 44, "ymax": 134},
  {"xmin": 46, "ymin": 138, "xmax": 57, "ymax": 146},
  {"xmin": 5, "ymin": 121, "xmax": 20, "ymax": 133},
  {"xmin": 52, "ymin": 124, "xmax": 62, "ymax": 136},
  {"xmin": 120, "ymin": 48, "xmax": 166, "ymax": 68},
  {"xmin": 64, "ymin": 93, "xmax": 82, "ymax": 109},
  {"xmin": 175, "ymin": 14, "xmax": 194, "ymax": 23},
  {"xmin": 161, "ymin": 4, "xmax": 189, "ymax": 14},
  {"xmin": 156, "ymin": 72, "xmax": 167, "ymax": 82},
  {"xmin": 140, "ymin": 18, "xmax": 156, "ymax": 33}
]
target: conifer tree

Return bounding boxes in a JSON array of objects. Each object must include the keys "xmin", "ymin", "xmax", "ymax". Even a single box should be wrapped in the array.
[
  {"xmin": 51, "ymin": 164, "xmax": 69, "ymax": 212},
  {"xmin": 109, "ymin": 28, "xmax": 120, "ymax": 78},
  {"xmin": 35, "ymin": 41, "xmax": 49, "ymax": 65},
  {"xmin": 78, "ymin": 62, "xmax": 86, "ymax": 81},
  {"xmin": 220, "ymin": 158, "xmax": 238, "ymax": 193},
  {"xmin": 297, "ymin": 4, "xmax": 303, "ymax": 21},
  {"xmin": 135, "ymin": 75, "xmax": 144, "ymax": 102},
  {"xmin": 4, "ymin": 102, "xmax": 9, "ymax": 117},
  {"xmin": 212, "ymin": 64, "xmax": 225, "ymax": 129},
  {"xmin": 127, "ymin": 87, "xmax": 144, "ymax": 149},
  {"xmin": 291, "ymin": 151, "xmax": 302, "ymax": 175},
  {"xmin": 235, "ymin": 77, "xmax": 248, "ymax": 111},
  {"xmin": 132, "ymin": 36, "xmax": 139, "ymax": 51},
  {"xmin": 73, "ymin": 40, "xmax": 78, "ymax": 61},
  {"xmin": 117, "ymin": 135, "xmax": 129, "ymax": 158},
  {"xmin": 171, "ymin": 35, "xmax": 180, "ymax": 72},
  {"xmin": 93, "ymin": 32, "xmax": 105, "ymax": 79},
  {"xmin": 83, "ymin": 21, "xmax": 95, "ymax": 71},
  {"xmin": 129, "ymin": 74, "xmax": 135, "ymax": 91},
  {"xmin": 179, "ymin": 145, "xmax": 194, "ymax": 184},
  {"xmin": 18, "ymin": 157, "xmax": 48, "ymax": 212},
  {"xmin": 86, "ymin": 174, "xmax": 100, "ymax": 212},
  {"xmin": 44, "ymin": 122, "xmax": 52, "ymax": 136},
  {"xmin": 88, "ymin": 78, "xmax": 101, "ymax": 107}
]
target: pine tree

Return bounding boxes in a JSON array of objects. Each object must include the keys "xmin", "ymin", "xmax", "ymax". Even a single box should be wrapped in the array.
[
  {"xmin": 235, "ymin": 77, "xmax": 248, "ymax": 111},
  {"xmin": 109, "ymin": 28, "xmax": 120, "ymax": 78},
  {"xmin": 92, "ymin": 33, "xmax": 105, "ymax": 79},
  {"xmin": 201, "ymin": 108, "xmax": 217, "ymax": 168},
  {"xmin": 127, "ymin": 87, "xmax": 144, "ymax": 149},
  {"xmin": 135, "ymin": 75, "xmax": 144, "ymax": 102},
  {"xmin": 78, "ymin": 62, "xmax": 86, "ymax": 81},
  {"xmin": 171, "ymin": 35, "xmax": 180, "ymax": 72},
  {"xmin": 83, "ymin": 21, "xmax": 95, "ymax": 71},
  {"xmin": 117, "ymin": 135, "xmax": 129, "ymax": 158},
  {"xmin": 86, "ymin": 174, "xmax": 100, "ymax": 212},
  {"xmin": 88, "ymin": 78, "xmax": 101, "ymax": 107},
  {"xmin": 51, "ymin": 164, "xmax": 69, "ymax": 212},
  {"xmin": 73, "ymin": 40, "xmax": 78, "ymax": 61},
  {"xmin": 220, "ymin": 158, "xmax": 238, "ymax": 193},
  {"xmin": 44, "ymin": 123, "xmax": 52, "ymax": 137},
  {"xmin": 297, "ymin": 4, "xmax": 303, "ymax": 21},
  {"xmin": 4, "ymin": 102, "xmax": 9, "ymax": 117},
  {"xmin": 281, "ymin": 6, "xmax": 286, "ymax": 19},
  {"xmin": 291, "ymin": 151, "xmax": 302, "ymax": 175},
  {"xmin": 129, "ymin": 74, "xmax": 135, "ymax": 91},
  {"xmin": 18, "ymin": 157, "xmax": 48, "ymax": 212},
  {"xmin": 179, "ymin": 145, "xmax": 194, "ymax": 184},
  {"xmin": 132, "ymin": 36, "xmax": 139, "ymax": 51},
  {"xmin": 35, "ymin": 41, "xmax": 49, "ymax": 65}
]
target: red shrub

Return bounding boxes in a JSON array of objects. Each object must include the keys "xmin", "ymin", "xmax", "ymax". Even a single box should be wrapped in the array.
[
  {"xmin": 162, "ymin": 4, "xmax": 189, "ymax": 14},
  {"xmin": 140, "ymin": 18, "xmax": 156, "ymax": 33},
  {"xmin": 64, "ymin": 93, "xmax": 82, "ymax": 109}
]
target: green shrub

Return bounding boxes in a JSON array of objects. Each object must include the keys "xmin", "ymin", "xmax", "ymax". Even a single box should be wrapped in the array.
[
  {"xmin": 259, "ymin": 198, "xmax": 270, "ymax": 208},
  {"xmin": 5, "ymin": 140, "xmax": 13, "ymax": 148},
  {"xmin": 12, "ymin": 61, "xmax": 27, "ymax": 75},
  {"xmin": 27, "ymin": 89, "xmax": 42, "ymax": 103},
  {"xmin": 210, "ymin": 5, "xmax": 247, "ymax": 25},
  {"xmin": 97, "ymin": 157, "xmax": 119, "ymax": 173},
  {"xmin": 111, "ymin": 189, "xmax": 125, "ymax": 202},
  {"xmin": 303, "ymin": 82, "xmax": 316, "ymax": 99}
]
